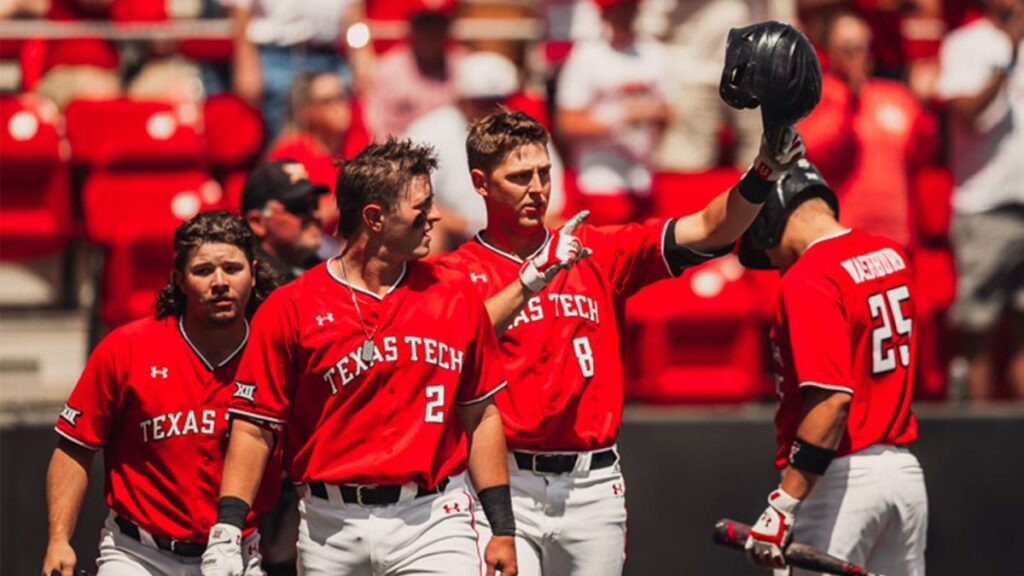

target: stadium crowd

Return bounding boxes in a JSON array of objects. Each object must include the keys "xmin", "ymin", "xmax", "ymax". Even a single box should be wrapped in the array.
[{"xmin": 0, "ymin": 0, "xmax": 1021, "ymax": 407}]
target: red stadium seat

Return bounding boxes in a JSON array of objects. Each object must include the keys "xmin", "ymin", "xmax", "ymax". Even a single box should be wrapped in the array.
[
  {"xmin": 202, "ymin": 94, "xmax": 264, "ymax": 169},
  {"xmin": 0, "ymin": 95, "xmax": 71, "ymax": 260},
  {"xmin": 625, "ymin": 256, "xmax": 770, "ymax": 403},
  {"xmin": 651, "ymin": 169, "xmax": 743, "ymax": 218},
  {"xmin": 910, "ymin": 245, "xmax": 956, "ymax": 399},
  {"xmin": 82, "ymin": 170, "xmax": 225, "ymax": 326},
  {"xmin": 65, "ymin": 98, "xmax": 203, "ymax": 169},
  {"xmin": 178, "ymin": 39, "xmax": 234, "ymax": 62}
]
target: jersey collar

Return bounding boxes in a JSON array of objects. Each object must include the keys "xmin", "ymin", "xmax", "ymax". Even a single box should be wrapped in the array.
[
  {"xmin": 805, "ymin": 228, "xmax": 853, "ymax": 253},
  {"xmin": 325, "ymin": 257, "xmax": 407, "ymax": 301},
  {"xmin": 474, "ymin": 229, "xmax": 551, "ymax": 264},
  {"xmin": 177, "ymin": 316, "xmax": 249, "ymax": 372}
]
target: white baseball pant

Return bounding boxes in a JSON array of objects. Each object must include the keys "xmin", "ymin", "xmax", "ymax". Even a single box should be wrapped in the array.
[
  {"xmin": 775, "ymin": 444, "xmax": 928, "ymax": 576},
  {"xmin": 296, "ymin": 474, "xmax": 484, "ymax": 576},
  {"xmin": 474, "ymin": 447, "xmax": 628, "ymax": 576},
  {"xmin": 95, "ymin": 512, "xmax": 264, "ymax": 575}
]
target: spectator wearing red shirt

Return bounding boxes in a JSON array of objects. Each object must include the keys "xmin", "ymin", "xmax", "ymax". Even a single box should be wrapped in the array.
[
  {"xmin": 799, "ymin": 11, "xmax": 936, "ymax": 249},
  {"xmin": 268, "ymin": 70, "xmax": 353, "ymax": 229}
]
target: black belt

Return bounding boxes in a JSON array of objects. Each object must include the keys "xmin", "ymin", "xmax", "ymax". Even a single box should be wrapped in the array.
[
  {"xmin": 114, "ymin": 516, "xmax": 206, "ymax": 557},
  {"xmin": 308, "ymin": 477, "xmax": 450, "ymax": 506},
  {"xmin": 514, "ymin": 449, "xmax": 618, "ymax": 474}
]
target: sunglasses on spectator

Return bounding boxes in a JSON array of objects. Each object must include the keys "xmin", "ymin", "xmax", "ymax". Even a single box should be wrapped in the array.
[{"xmin": 311, "ymin": 93, "xmax": 348, "ymax": 106}]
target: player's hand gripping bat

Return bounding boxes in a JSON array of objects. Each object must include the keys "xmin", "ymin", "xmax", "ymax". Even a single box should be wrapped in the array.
[{"xmin": 713, "ymin": 519, "xmax": 881, "ymax": 576}]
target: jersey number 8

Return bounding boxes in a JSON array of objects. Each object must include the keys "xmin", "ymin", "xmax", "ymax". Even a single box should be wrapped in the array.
[
  {"xmin": 868, "ymin": 285, "xmax": 911, "ymax": 375},
  {"xmin": 572, "ymin": 336, "xmax": 595, "ymax": 378}
]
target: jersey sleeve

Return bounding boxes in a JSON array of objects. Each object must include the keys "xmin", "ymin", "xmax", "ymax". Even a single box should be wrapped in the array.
[
  {"xmin": 780, "ymin": 272, "xmax": 855, "ymax": 394},
  {"xmin": 229, "ymin": 289, "xmax": 300, "ymax": 425},
  {"xmin": 454, "ymin": 292, "xmax": 508, "ymax": 405},
  {"xmin": 54, "ymin": 330, "xmax": 126, "ymax": 450},
  {"xmin": 588, "ymin": 219, "xmax": 680, "ymax": 299}
]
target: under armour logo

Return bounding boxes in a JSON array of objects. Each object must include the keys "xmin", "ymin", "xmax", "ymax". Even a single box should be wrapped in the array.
[
  {"xmin": 60, "ymin": 403, "xmax": 82, "ymax": 427},
  {"xmin": 469, "ymin": 273, "xmax": 488, "ymax": 284},
  {"xmin": 612, "ymin": 483, "xmax": 624, "ymax": 496},
  {"xmin": 443, "ymin": 503, "xmax": 461, "ymax": 514},
  {"xmin": 233, "ymin": 381, "xmax": 256, "ymax": 404},
  {"xmin": 151, "ymin": 366, "xmax": 168, "ymax": 379},
  {"xmin": 316, "ymin": 313, "xmax": 334, "ymax": 326}
]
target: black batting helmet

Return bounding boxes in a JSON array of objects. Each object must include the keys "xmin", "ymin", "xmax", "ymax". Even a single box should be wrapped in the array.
[
  {"xmin": 720, "ymin": 21, "xmax": 822, "ymax": 151},
  {"xmin": 737, "ymin": 159, "xmax": 839, "ymax": 269}
]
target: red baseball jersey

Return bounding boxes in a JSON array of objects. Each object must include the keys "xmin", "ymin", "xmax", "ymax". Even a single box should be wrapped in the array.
[
  {"xmin": 437, "ymin": 220, "xmax": 683, "ymax": 451},
  {"xmin": 770, "ymin": 229, "xmax": 919, "ymax": 469},
  {"xmin": 54, "ymin": 316, "xmax": 278, "ymax": 541},
  {"xmin": 230, "ymin": 259, "xmax": 506, "ymax": 488}
]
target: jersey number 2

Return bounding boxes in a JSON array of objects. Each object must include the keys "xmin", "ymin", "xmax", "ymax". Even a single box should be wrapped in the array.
[
  {"xmin": 572, "ymin": 336, "xmax": 595, "ymax": 378},
  {"xmin": 868, "ymin": 285, "xmax": 912, "ymax": 375},
  {"xmin": 425, "ymin": 386, "xmax": 445, "ymax": 423}
]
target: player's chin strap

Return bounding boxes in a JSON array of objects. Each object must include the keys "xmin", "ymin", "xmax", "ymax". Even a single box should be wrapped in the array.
[{"xmin": 477, "ymin": 484, "xmax": 516, "ymax": 536}]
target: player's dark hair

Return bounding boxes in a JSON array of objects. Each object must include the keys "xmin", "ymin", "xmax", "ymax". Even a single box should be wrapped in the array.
[
  {"xmin": 334, "ymin": 137, "xmax": 438, "ymax": 239},
  {"xmin": 154, "ymin": 210, "xmax": 279, "ymax": 320},
  {"xmin": 466, "ymin": 108, "xmax": 550, "ymax": 175}
]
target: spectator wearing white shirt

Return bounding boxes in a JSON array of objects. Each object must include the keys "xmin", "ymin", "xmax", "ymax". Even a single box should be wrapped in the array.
[
  {"xmin": 936, "ymin": 0, "xmax": 1024, "ymax": 399},
  {"xmin": 556, "ymin": 0, "xmax": 671, "ymax": 225},
  {"xmin": 407, "ymin": 51, "xmax": 565, "ymax": 253}
]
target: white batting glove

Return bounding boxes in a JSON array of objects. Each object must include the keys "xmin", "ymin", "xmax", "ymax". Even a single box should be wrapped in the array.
[
  {"xmin": 744, "ymin": 487, "xmax": 802, "ymax": 569},
  {"xmin": 751, "ymin": 127, "xmax": 806, "ymax": 182},
  {"xmin": 201, "ymin": 523, "xmax": 244, "ymax": 576},
  {"xmin": 519, "ymin": 210, "xmax": 592, "ymax": 293}
]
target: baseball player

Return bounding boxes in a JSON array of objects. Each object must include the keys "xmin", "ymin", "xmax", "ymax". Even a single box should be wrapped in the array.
[
  {"xmin": 41, "ymin": 211, "xmax": 280, "ymax": 576},
  {"xmin": 200, "ymin": 139, "xmax": 518, "ymax": 576},
  {"xmin": 740, "ymin": 160, "xmax": 928, "ymax": 576},
  {"xmin": 434, "ymin": 105, "xmax": 804, "ymax": 575}
]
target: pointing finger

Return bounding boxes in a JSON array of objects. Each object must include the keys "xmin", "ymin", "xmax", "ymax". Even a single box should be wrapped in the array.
[{"xmin": 560, "ymin": 210, "xmax": 590, "ymax": 235}]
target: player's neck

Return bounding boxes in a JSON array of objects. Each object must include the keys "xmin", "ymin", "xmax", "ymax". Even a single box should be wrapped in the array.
[
  {"xmin": 180, "ymin": 314, "xmax": 247, "ymax": 367},
  {"xmin": 788, "ymin": 218, "xmax": 849, "ymax": 258},
  {"xmin": 481, "ymin": 222, "xmax": 548, "ymax": 260},
  {"xmin": 335, "ymin": 241, "xmax": 406, "ymax": 296}
]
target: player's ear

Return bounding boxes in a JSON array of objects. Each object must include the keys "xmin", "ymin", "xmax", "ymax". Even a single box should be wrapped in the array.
[
  {"xmin": 470, "ymin": 168, "xmax": 489, "ymax": 198},
  {"xmin": 249, "ymin": 259, "xmax": 258, "ymax": 288},
  {"xmin": 171, "ymin": 269, "xmax": 183, "ymax": 292},
  {"xmin": 245, "ymin": 208, "xmax": 267, "ymax": 237},
  {"xmin": 362, "ymin": 203, "xmax": 385, "ymax": 233}
]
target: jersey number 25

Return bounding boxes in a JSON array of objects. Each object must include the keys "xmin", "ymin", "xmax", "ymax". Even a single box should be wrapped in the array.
[{"xmin": 868, "ymin": 285, "xmax": 912, "ymax": 375}]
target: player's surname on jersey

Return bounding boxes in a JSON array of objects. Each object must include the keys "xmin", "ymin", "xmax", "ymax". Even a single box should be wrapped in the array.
[{"xmin": 840, "ymin": 248, "xmax": 907, "ymax": 284}]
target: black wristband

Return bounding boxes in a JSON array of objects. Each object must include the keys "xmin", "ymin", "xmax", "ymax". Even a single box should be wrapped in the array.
[
  {"xmin": 788, "ymin": 437, "xmax": 836, "ymax": 475},
  {"xmin": 477, "ymin": 485, "xmax": 516, "ymax": 536},
  {"xmin": 737, "ymin": 168, "xmax": 775, "ymax": 204},
  {"xmin": 216, "ymin": 496, "xmax": 251, "ymax": 529}
]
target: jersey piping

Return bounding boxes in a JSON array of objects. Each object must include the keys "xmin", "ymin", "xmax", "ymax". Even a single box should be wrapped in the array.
[
  {"xmin": 454, "ymin": 381, "xmax": 508, "ymax": 406},
  {"xmin": 473, "ymin": 229, "xmax": 551, "ymax": 264},
  {"xmin": 325, "ymin": 258, "xmax": 408, "ymax": 301},
  {"xmin": 177, "ymin": 317, "xmax": 250, "ymax": 372}
]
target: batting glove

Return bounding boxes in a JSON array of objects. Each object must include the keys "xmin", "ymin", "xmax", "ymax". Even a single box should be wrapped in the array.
[
  {"xmin": 201, "ymin": 523, "xmax": 244, "ymax": 576},
  {"xmin": 745, "ymin": 487, "xmax": 802, "ymax": 569},
  {"xmin": 519, "ymin": 210, "xmax": 592, "ymax": 293},
  {"xmin": 751, "ymin": 127, "xmax": 806, "ymax": 182}
]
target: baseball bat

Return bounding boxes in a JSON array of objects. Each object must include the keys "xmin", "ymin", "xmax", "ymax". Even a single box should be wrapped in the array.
[{"xmin": 713, "ymin": 518, "xmax": 879, "ymax": 576}]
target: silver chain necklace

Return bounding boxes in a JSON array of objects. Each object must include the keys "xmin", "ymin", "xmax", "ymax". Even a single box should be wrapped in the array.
[{"xmin": 339, "ymin": 257, "xmax": 377, "ymax": 366}]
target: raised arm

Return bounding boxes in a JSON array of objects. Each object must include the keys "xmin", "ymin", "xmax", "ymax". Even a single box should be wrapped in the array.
[
  {"xmin": 42, "ymin": 440, "xmax": 96, "ymax": 576},
  {"xmin": 672, "ymin": 128, "xmax": 805, "ymax": 253}
]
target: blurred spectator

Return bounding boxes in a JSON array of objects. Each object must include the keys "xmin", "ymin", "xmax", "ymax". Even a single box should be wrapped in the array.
[
  {"xmin": 32, "ymin": 0, "xmax": 121, "ymax": 108},
  {"xmin": 799, "ymin": 0, "xmax": 908, "ymax": 79},
  {"xmin": 799, "ymin": 11, "xmax": 937, "ymax": 248},
  {"xmin": 649, "ymin": 0, "xmax": 792, "ymax": 171},
  {"xmin": 223, "ymin": 0, "xmax": 370, "ymax": 142},
  {"xmin": 268, "ymin": 70, "xmax": 351, "ymax": 227},
  {"xmin": 406, "ymin": 51, "xmax": 566, "ymax": 252},
  {"xmin": 364, "ymin": 1, "xmax": 463, "ymax": 139},
  {"xmin": 241, "ymin": 160, "xmax": 329, "ymax": 283},
  {"xmin": 556, "ymin": 0, "xmax": 671, "ymax": 225},
  {"xmin": 0, "ymin": 0, "xmax": 47, "ymax": 18},
  {"xmin": 936, "ymin": 0, "xmax": 1024, "ymax": 399}
]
